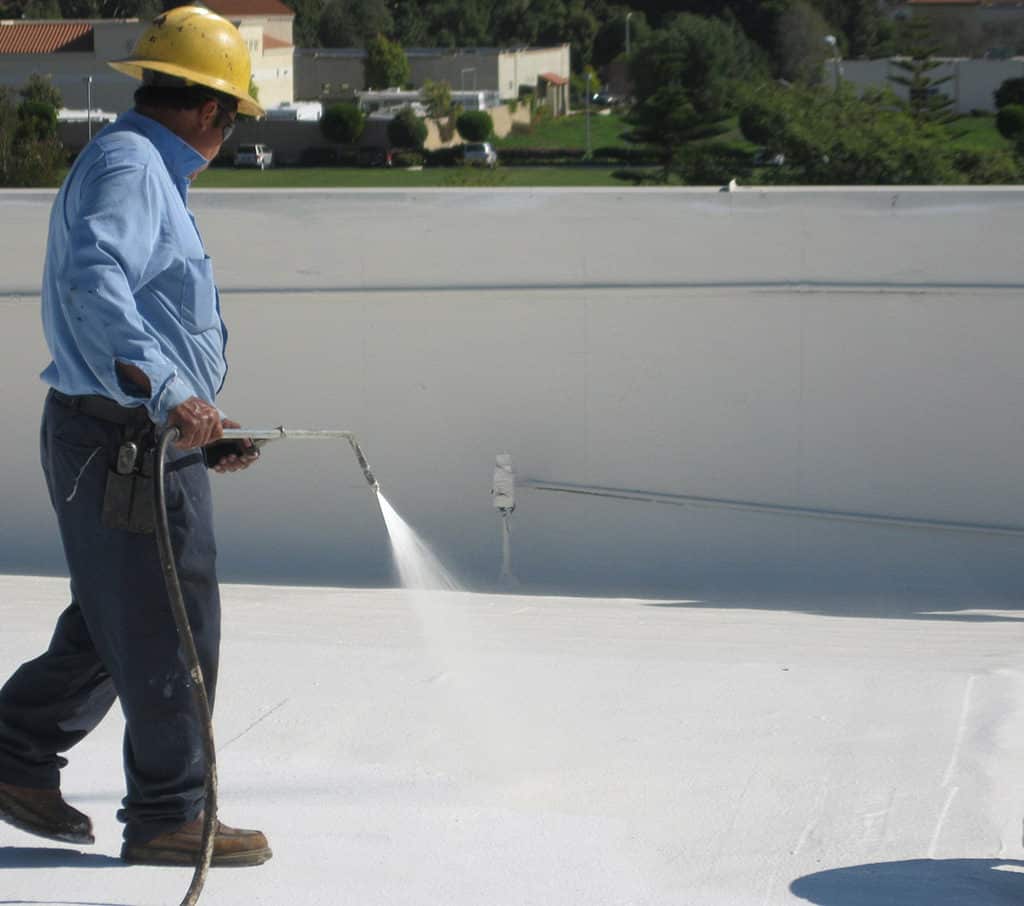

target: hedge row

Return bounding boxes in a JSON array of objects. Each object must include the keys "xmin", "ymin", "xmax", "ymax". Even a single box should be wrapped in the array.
[{"xmin": 420, "ymin": 145, "xmax": 662, "ymax": 167}]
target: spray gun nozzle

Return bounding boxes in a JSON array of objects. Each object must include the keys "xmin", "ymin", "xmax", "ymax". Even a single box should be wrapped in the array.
[{"xmin": 219, "ymin": 427, "xmax": 380, "ymax": 493}]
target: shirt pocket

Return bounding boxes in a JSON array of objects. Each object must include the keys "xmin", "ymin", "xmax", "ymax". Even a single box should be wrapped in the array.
[{"xmin": 179, "ymin": 255, "xmax": 220, "ymax": 334}]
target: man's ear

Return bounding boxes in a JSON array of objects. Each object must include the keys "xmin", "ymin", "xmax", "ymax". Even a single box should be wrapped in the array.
[{"xmin": 199, "ymin": 99, "xmax": 219, "ymax": 129}]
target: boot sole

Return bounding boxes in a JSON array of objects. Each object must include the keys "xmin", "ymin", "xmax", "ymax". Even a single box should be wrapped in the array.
[
  {"xmin": 0, "ymin": 794, "xmax": 94, "ymax": 846},
  {"xmin": 121, "ymin": 845, "xmax": 273, "ymax": 867}
]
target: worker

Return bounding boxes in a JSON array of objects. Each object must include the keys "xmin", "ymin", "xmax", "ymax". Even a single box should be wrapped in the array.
[{"xmin": 0, "ymin": 6, "xmax": 271, "ymax": 867}]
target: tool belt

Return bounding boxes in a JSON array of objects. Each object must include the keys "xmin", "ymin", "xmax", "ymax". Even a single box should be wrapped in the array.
[
  {"xmin": 50, "ymin": 390, "xmax": 157, "ymax": 533},
  {"xmin": 50, "ymin": 390, "xmax": 152, "ymax": 427}
]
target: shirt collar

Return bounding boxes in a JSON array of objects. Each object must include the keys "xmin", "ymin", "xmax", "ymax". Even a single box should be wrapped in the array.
[{"xmin": 117, "ymin": 109, "xmax": 208, "ymax": 196}]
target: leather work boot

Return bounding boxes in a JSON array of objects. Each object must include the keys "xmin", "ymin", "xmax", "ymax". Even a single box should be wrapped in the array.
[
  {"xmin": 0, "ymin": 782, "xmax": 95, "ymax": 845},
  {"xmin": 121, "ymin": 817, "xmax": 272, "ymax": 867}
]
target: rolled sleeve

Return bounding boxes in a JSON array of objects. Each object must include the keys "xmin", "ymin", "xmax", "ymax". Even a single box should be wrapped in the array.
[{"xmin": 63, "ymin": 158, "xmax": 196, "ymax": 424}]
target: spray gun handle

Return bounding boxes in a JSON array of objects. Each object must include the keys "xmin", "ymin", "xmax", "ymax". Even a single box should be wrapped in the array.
[{"xmin": 203, "ymin": 436, "xmax": 266, "ymax": 469}]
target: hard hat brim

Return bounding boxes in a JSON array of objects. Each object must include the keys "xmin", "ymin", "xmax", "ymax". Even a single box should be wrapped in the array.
[{"xmin": 109, "ymin": 58, "xmax": 265, "ymax": 118}]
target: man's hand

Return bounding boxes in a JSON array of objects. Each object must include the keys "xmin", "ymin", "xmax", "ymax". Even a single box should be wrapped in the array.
[
  {"xmin": 209, "ymin": 418, "xmax": 260, "ymax": 474},
  {"xmin": 168, "ymin": 397, "xmax": 222, "ymax": 450}
]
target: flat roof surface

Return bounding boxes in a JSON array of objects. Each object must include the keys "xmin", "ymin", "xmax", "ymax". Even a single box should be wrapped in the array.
[{"xmin": 2, "ymin": 574, "xmax": 1023, "ymax": 905}]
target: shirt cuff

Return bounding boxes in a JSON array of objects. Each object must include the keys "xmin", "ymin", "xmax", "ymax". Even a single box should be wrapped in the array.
[{"xmin": 149, "ymin": 374, "xmax": 193, "ymax": 425}]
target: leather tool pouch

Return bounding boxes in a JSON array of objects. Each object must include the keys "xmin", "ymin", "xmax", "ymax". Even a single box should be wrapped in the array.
[{"xmin": 102, "ymin": 431, "xmax": 156, "ymax": 534}]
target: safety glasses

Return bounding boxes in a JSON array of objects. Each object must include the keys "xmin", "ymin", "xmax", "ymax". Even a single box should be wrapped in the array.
[{"xmin": 213, "ymin": 101, "xmax": 237, "ymax": 142}]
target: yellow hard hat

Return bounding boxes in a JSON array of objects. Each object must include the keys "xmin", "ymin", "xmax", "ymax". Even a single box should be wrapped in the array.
[{"xmin": 109, "ymin": 5, "xmax": 264, "ymax": 118}]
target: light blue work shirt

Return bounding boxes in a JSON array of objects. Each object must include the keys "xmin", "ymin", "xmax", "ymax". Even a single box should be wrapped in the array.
[{"xmin": 40, "ymin": 109, "xmax": 227, "ymax": 425}]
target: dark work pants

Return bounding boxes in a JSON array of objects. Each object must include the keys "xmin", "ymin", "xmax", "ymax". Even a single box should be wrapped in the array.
[{"xmin": 0, "ymin": 392, "xmax": 220, "ymax": 844}]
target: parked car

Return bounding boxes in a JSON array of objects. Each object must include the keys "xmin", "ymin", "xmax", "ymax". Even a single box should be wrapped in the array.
[
  {"xmin": 234, "ymin": 143, "xmax": 273, "ymax": 169},
  {"xmin": 358, "ymin": 146, "xmax": 393, "ymax": 167},
  {"xmin": 591, "ymin": 92, "xmax": 619, "ymax": 107},
  {"xmin": 463, "ymin": 142, "xmax": 498, "ymax": 168},
  {"xmin": 753, "ymin": 150, "xmax": 786, "ymax": 167}
]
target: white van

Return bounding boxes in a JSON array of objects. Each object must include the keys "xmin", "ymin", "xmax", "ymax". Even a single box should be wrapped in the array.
[{"xmin": 234, "ymin": 143, "xmax": 273, "ymax": 169}]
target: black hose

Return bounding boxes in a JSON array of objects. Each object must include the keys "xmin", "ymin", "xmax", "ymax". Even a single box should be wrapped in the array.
[{"xmin": 154, "ymin": 427, "xmax": 218, "ymax": 906}]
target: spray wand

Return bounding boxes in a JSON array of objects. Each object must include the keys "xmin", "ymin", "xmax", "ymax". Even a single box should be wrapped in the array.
[
  {"xmin": 153, "ymin": 426, "xmax": 380, "ymax": 906},
  {"xmin": 219, "ymin": 428, "xmax": 380, "ymax": 491}
]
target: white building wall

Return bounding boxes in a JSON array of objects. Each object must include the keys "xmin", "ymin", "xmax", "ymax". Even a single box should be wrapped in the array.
[
  {"xmin": 498, "ymin": 45, "xmax": 570, "ymax": 100},
  {"xmin": 2, "ymin": 188, "xmax": 1023, "ymax": 599},
  {"xmin": 261, "ymin": 14, "xmax": 293, "ymax": 46},
  {"xmin": 251, "ymin": 45, "xmax": 294, "ymax": 108},
  {"xmin": 834, "ymin": 57, "xmax": 1024, "ymax": 113}
]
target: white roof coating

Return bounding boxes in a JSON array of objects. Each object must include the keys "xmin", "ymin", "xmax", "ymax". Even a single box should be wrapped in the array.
[
  {"xmin": 2, "ymin": 574, "xmax": 1023, "ymax": 905},
  {"xmin": 3, "ymin": 187, "xmax": 1024, "ymax": 903}
]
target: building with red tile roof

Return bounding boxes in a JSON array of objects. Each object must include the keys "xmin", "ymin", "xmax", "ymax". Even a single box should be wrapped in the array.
[
  {"xmin": 0, "ymin": 5, "xmax": 295, "ymax": 116},
  {"xmin": 0, "ymin": 22, "xmax": 94, "ymax": 55}
]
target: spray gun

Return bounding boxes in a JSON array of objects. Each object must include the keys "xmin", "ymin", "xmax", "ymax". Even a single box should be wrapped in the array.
[{"xmin": 214, "ymin": 427, "xmax": 380, "ymax": 491}]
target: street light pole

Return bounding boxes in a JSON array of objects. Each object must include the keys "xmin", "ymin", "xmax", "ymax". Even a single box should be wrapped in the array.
[
  {"xmin": 85, "ymin": 75, "xmax": 93, "ymax": 141},
  {"xmin": 824, "ymin": 35, "xmax": 840, "ymax": 93},
  {"xmin": 585, "ymin": 70, "xmax": 591, "ymax": 159}
]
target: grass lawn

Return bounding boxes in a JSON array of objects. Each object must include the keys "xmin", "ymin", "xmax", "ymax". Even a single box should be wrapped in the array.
[
  {"xmin": 493, "ymin": 111, "xmax": 632, "ymax": 149},
  {"xmin": 192, "ymin": 165, "xmax": 632, "ymax": 188},
  {"xmin": 947, "ymin": 115, "xmax": 1013, "ymax": 151}
]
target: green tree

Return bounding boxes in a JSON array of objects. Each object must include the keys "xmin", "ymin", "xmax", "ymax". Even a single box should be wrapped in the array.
[
  {"xmin": 592, "ymin": 8, "xmax": 652, "ymax": 67},
  {"xmin": 60, "ymin": 0, "xmax": 100, "ymax": 16},
  {"xmin": 888, "ymin": 18, "xmax": 955, "ymax": 125},
  {"xmin": 97, "ymin": 0, "xmax": 157, "ymax": 15},
  {"xmin": 564, "ymin": 0, "xmax": 600, "ymax": 71},
  {"xmin": 455, "ymin": 109, "xmax": 493, "ymax": 141},
  {"xmin": 19, "ymin": 73, "xmax": 62, "ymax": 111},
  {"xmin": 2, "ymin": 88, "xmax": 65, "ymax": 187},
  {"xmin": 393, "ymin": 0, "xmax": 430, "ymax": 46},
  {"xmin": 0, "ymin": 88, "xmax": 16, "ymax": 184},
  {"xmin": 16, "ymin": 100, "xmax": 57, "ymax": 137},
  {"xmin": 21, "ymin": 0, "xmax": 62, "ymax": 16},
  {"xmin": 628, "ymin": 14, "xmax": 761, "ymax": 179},
  {"xmin": 629, "ymin": 86, "xmax": 725, "ymax": 177},
  {"xmin": 364, "ymin": 33, "xmax": 410, "ymax": 89},
  {"xmin": 318, "ymin": 0, "xmax": 393, "ymax": 47},
  {"xmin": 996, "ymin": 104, "xmax": 1024, "ymax": 145},
  {"xmin": 844, "ymin": 0, "xmax": 880, "ymax": 58},
  {"xmin": 422, "ymin": 79, "xmax": 459, "ymax": 142},
  {"xmin": 387, "ymin": 105, "xmax": 426, "ymax": 149},
  {"xmin": 422, "ymin": 0, "xmax": 490, "ymax": 47},
  {"xmin": 421, "ymin": 78, "xmax": 454, "ymax": 120},
  {"xmin": 994, "ymin": 77, "xmax": 1024, "ymax": 110},
  {"xmin": 775, "ymin": 0, "xmax": 830, "ymax": 85},
  {"xmin": 284, "ymin": 0, "xmax": 322, "ymax": 48},
  {"xmin": 570, "ymin": 64, "xmax": 600, "ymax": 106},
  {"xmin": 738, "ymin": 83, "xmax": 959, "ymax": 184},
  {"xmin": 630, "ymin": 14, "xmax": 760, "ymax": 119},
  {"xmin": 320, "ymin": 102, "xmax": 365, "ymax": 143},
  {"xmin": 952, "ymin": 148, "xmax": 1020, "ymax": 184}
]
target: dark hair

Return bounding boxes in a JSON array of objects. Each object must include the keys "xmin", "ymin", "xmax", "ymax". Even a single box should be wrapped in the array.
[{"xmin": 134, "ymin": 72, "xmax": 238, "ymax": 114}]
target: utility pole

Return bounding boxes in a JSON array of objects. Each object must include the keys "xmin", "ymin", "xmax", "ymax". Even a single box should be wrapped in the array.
[
  {"xmin": 584, "ymin": 70, "xmax": 591, "ymax": 159},
  {"xmin": 625, "ymin": 11, "xmax": 633, "ymax": 57},
  {"xmin": 824, "ymin": 35, "xmax": 840, "ymax": 93},
  {"xmin": 85, "ymin": 75, "xmax": 93, "ymax": 141}
]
